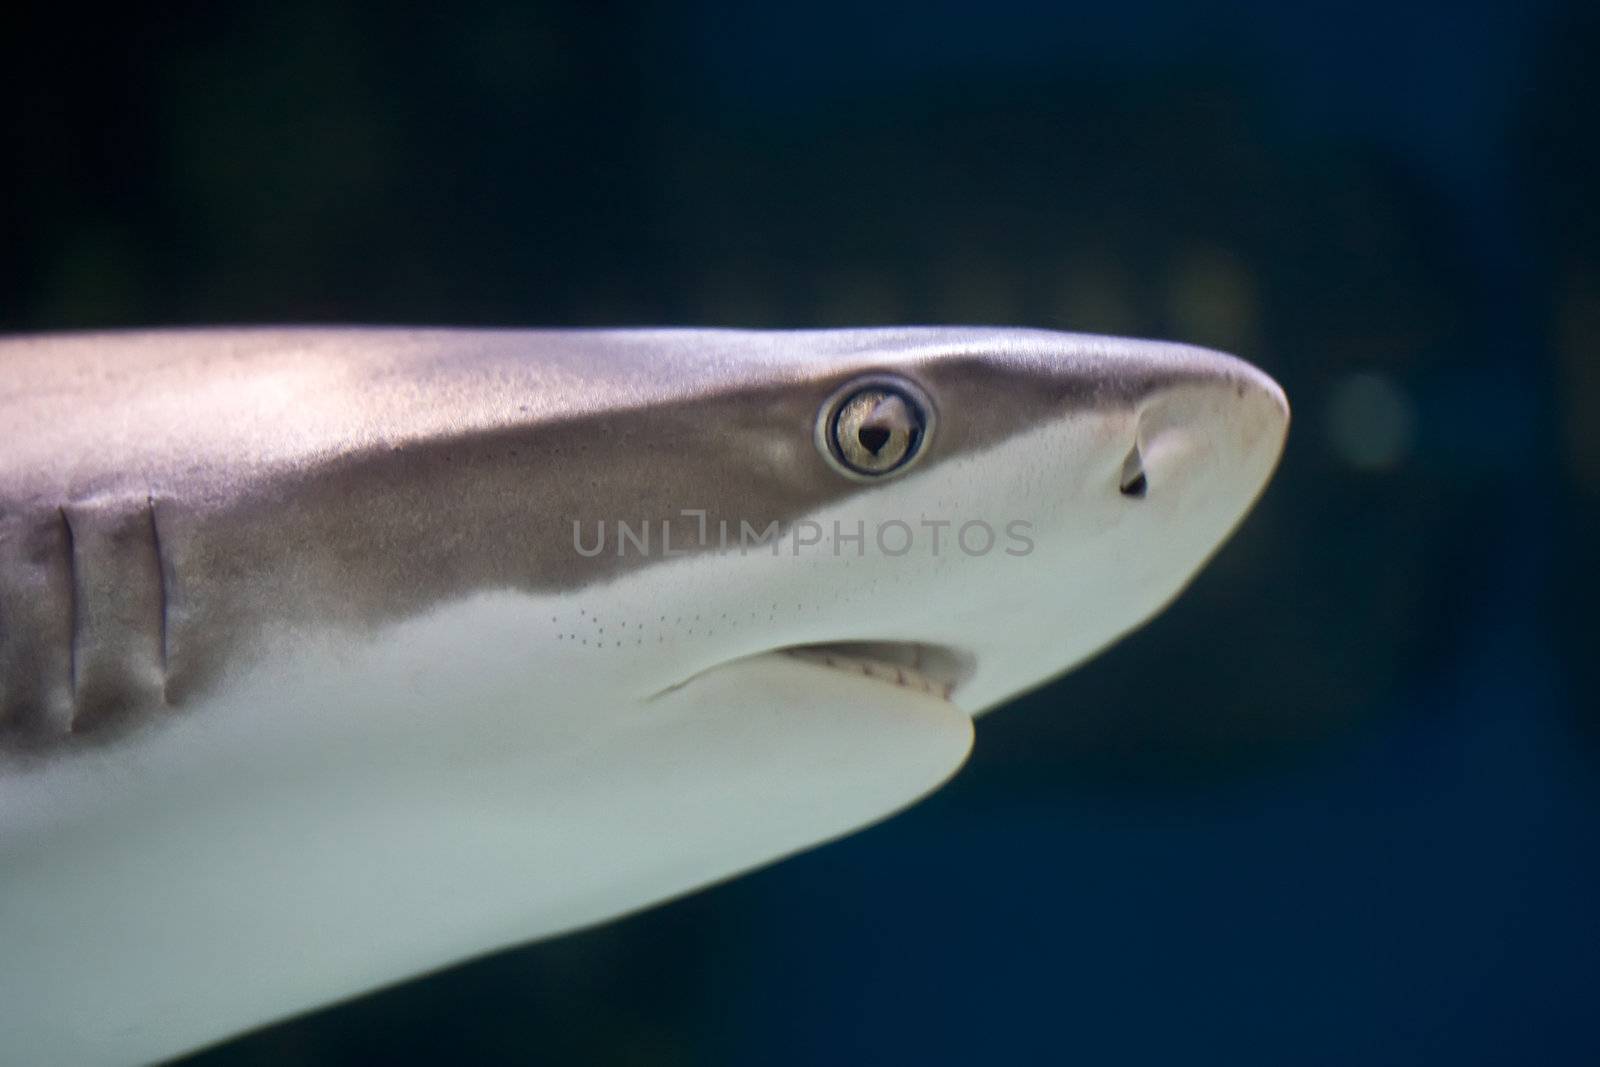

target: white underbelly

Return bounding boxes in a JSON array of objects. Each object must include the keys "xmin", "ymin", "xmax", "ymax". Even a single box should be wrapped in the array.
[{"xmin": 0, "ymin": 591, "xmax": 971, "ymax": 1065}]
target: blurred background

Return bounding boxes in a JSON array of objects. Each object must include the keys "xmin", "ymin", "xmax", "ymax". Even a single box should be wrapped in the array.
[{"xmin": 5, "ymin": 0, "xmax": 1597, "ymax": 1063}]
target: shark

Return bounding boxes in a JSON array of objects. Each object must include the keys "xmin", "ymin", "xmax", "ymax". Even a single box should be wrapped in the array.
[{"xmin": 0, "ymin": 326, "xmax": 1287, "ymax": 1064}]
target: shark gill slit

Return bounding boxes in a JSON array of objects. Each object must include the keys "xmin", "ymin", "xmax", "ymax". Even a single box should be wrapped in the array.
[
  {"xmin": 148, "ymin": 495, "xmax": 170, "ymax": 698},
  {"xmin": 58, "ymin": 505, "xmax": 79, "ymax": 715}
]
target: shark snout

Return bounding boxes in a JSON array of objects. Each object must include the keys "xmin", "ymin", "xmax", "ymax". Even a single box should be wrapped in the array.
[{"xmin": 1130, "ymin": 356, "xmax": 1288, "ymax": 512}]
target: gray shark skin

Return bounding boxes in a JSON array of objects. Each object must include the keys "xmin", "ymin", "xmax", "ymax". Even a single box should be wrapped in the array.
[{"xmin": 0, "ymin": 327, "xmax": 1287, "ymax": 1063}]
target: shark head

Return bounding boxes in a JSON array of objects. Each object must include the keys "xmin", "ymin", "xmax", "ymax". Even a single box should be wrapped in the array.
[
  {"xmin": 0, "ymin": 325, "xmax": 1287, "ymax": 1065},
  {"xmin": 545, "ymin": 327, "xmax": 1288, "ymax": 719}
]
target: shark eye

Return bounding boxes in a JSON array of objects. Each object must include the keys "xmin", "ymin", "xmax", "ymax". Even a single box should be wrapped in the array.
[{"xmin": 816, "ymin": 375, "xmax": 935, "ymax": 480}]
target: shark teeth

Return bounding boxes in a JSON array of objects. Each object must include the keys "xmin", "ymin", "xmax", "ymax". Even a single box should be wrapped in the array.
[{"xmin": 783, "ymin": 641, "xmax": 967, "ymax": 701}]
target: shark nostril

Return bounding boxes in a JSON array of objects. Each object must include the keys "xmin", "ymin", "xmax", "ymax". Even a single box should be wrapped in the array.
[{"xmin": 1119, "ymin": 444, "xmax": 1148, "ymax": 498}]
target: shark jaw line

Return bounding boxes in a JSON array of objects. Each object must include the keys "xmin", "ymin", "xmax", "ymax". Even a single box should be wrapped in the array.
[
  {"xmin": 653, "ymin": 640, "xmax": 975, "ymax": 704},
  {"xmin": 783, "ymin": 640, "xmax": 973, "ymax": 701}
]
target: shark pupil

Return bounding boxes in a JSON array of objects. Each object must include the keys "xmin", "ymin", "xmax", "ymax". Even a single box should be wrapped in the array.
[{"xmin": 858, "ymin": 426, "xmax": 892, "ymax": 454}]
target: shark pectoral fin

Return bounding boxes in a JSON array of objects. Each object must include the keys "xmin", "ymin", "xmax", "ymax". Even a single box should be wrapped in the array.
[{"xmin": 611, "ymin": 651, "xmax": 975, "ymax": 892}]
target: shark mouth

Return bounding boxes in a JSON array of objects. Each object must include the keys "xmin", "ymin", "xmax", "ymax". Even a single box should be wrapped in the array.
[{"xmin": 782, "ymin": 641, "xmax": 974, "ymax": 702}]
